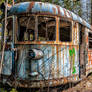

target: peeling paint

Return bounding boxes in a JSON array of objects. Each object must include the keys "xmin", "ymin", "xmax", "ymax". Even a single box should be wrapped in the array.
[{"xmin": 8, "ymin": 2, "xmax": 92, "ymax": 30}]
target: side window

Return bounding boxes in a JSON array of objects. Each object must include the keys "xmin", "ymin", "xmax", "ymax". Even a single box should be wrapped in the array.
[
  {"xmin": 38, "ymin": 16, "xmax": 56, "ymax": 41},
  {"xmin": 59, "ymin": 19, "xmax": 72, "ymax": 42},
  {"xmin": 7, "ymin": 18, "xmax": 13, "ymax": 42},
  {"xmin": 79, "ymin": 24, "xmax": 85, "ymax": 44},
  {"xmin": 89, "ymin": 32, "xmax": 92, "ymax": 49},
  {"xmin": 18, "ymin": 15, "xmax": 35, "ymax": 41}
]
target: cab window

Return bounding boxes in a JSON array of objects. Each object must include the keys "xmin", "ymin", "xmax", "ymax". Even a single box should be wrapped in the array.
[
  {"xmin": 38, "ymin": 16, "xmax": 56, "ymax": 41},
  {"xmin": 18, "ymin": 15, "xmax": 56, "ymax": 42},
  {"xmin": 18, "ymin": 15, "xmax": 35, "ymax": 41}
]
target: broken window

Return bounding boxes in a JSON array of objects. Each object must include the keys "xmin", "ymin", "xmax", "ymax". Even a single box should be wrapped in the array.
[
  {"xmin": 79, "ymin": 24, "xmax": 85, "ymax": 44},
  {"xmin": 38, "ymin": 16, "xmax": 56, "ymax": 41},
  {"xmin": 6, "ymin": 18, "xmax": 13, "ymax": 42},
  {"xmin": 18, "ymin": 15, "xmax": 35, "ymax": 41},
  {"xmin": 89, "ymin": 32, "xmax": 92, "ymax": 48},
  {"xmin": 59, "ymin": 19, "xmax": 72, "ymax": 42},
  {"xmin": 18, "ymin": 15, "xmax": 56, "ymax": 42}
]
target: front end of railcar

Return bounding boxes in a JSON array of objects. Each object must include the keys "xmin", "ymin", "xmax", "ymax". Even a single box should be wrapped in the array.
[{"xmin": 0, "ymin": 2, "xmax": 80, "ymax": 88}]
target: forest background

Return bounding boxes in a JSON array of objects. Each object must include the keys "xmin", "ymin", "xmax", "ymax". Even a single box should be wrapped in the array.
[{"xmin": 0, "ymin": 0, "xmax": 92, "ymax": 25}]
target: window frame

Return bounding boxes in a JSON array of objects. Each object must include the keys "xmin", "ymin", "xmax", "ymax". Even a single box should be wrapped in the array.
[
  {"xmin": 88, "ymin": 32, "xmax": 92, "ymax": 49},
  {"xmin": 59, "ymin": 18, "xmax": 72, "ymax": 43},
  {"xmin": 37, "ymin": 16, "xmax": 56, "ymax": 42},
  {"xmin": 1, "ymin": 16, "xmax": 13, "ymax": 43},
  {"xmin": 17, "ymin": 14, "xmax": 57, "ymax": 43}
]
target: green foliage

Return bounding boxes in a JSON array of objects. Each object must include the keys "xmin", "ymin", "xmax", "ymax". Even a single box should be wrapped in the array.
[
  {"xmin": 8, "ymin": 0, "xmax": 13, "ymax": 4},
  {"xmin": 10, "ymin": 88, "xmax": 18, "ymax": 92},
  {"xmin": 0, "ymin": 10, "xmax": 2, "ymax": 15},
  {"xmin": 0, "ymin": 88, "xmax": 7, "ymax": 92},
  {"xmin": 0, "ymin": 23, "xmax": 2, "ymax": 27},
  {"xmin": 0, "ymin": 88, "xmax": 18, "ymax": 92},
  {"xmin": 60, "ymin": 0, "xmax": 81, "ymax": 16},
  {"xmin": 0, "ymin": 0, "xmax": 82, "ymax": 19},
  {"xmin": 1, "ymin": 0, "xmax": 12, "ymax": 4}
]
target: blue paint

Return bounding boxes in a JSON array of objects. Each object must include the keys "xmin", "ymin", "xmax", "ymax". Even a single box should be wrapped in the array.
[
  {"xmin": 9, "ymin": 2, "xmax": 30, "ymax": 14},
  {"xmin": 11, "ymin": 43, "xmax": 15, "ymax": 74},
  {"xmin": 8, "ymin": 2, "xmax": 92, "ymax": 30},
  {"xmin": 1, "ymin": 51, "xmax": 12, "ymax": 75}
]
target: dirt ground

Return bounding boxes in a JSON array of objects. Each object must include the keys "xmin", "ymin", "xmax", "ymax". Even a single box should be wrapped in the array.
[
  {"xmin": 62, "ymin": 76, "xmax": 92, "ymax": 92},
  {"xmin": 1, "ymin": 76, "xmax": 92, "ymax": 92}
]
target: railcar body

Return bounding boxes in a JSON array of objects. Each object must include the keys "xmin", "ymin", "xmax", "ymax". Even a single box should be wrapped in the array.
[{"xmin": 0, "ymin": 2, "xmax": 92, "ymax": 88}]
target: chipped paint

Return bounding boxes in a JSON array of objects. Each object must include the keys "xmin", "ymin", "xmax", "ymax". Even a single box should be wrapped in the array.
[
  {"xmin": 1, "ymin": 1, "xmax": 92, "ymax": 88},
  {"xmin": 8, "ymin": 2, "xmax": 92, "ymax": 30}
]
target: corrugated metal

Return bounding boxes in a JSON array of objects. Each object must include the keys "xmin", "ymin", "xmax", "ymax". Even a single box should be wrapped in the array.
[
  {"xmin": 15, "ymin": 44, "xmax": 79, "ymax": 87},
  {"xmin": 9, "ymin": 2, "xmax": 92, "ymax": 30}
]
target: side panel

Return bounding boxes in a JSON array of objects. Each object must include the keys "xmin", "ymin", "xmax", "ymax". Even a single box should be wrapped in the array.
[
  {"xmin": 86, "ymin": 28, "xmax": 92, "ymax": 76},
  {"xmin": 0, "ymin": 51, "xmax": 12, "ymax": 75},
  {"xmin": 17, "ymin": 44, "xmax": 79, "ymax": 81}
]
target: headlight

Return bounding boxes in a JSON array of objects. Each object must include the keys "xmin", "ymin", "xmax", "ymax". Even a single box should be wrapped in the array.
[{"xmin": 28, "ymin": 49, "xmax": 43, "ymax": 60}]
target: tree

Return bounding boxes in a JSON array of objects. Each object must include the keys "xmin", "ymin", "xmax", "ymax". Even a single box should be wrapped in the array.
[
  {"xmin": 59, "ymin": 0, "xmax": 81, "ymax": 16},
  {"xmin": 80, "ymin": 0, "xmax": 91, "ymax": 23}
]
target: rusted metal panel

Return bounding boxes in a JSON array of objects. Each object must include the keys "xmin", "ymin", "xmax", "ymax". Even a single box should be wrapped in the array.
[
  {"xmin": 14, "ymin": 44, "xmax": 79, "ymax": 87},
  {"xmin": 9, "ymin": 2, "xmax": 92, "ymax": 30},
  {"xmin": 86, "ymin": 28, "xmax": 92, "ymax": 76},
  {"xmin": 0, "ymin": 51, "xmax": 12, "ymax": 75}
]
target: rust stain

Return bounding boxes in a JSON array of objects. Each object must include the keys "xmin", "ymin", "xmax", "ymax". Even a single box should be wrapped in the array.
[
  {"xmin": 39, "ymin": 2, "xmax": 42, "ymax": 6},
  {"xmin": 56, "ymin": 45, "xmax": 59, "ymax": 77},
  {"xmin": 63, "ymin": 9, "xmax": 67, "ymax": 17},
  {"xmin": 86, "ymin": 36, "xmax": 88, "ymax": 43},
  {"xmin": 56, "ymin": 17, "xmax": 59, "ymax": 42},
  {"xmin": 28, "ymin": 2, "xmax": 35, "ymax": 11},
  {"xmin": 76, "ymin": 45, "xmax": 79, "ymax": 51},
  {"xmin": 67, "ymin": 10, "xmax": 72, "ymax": 18},
  {"xmin": 52, "ymin": 8, "xmax": 56, "ymax": 14},
  {"xmin": 51, "ymin": 46, "xmax": 55, "ymax": 78},
  {"xmin": 75, "ymin": 25, "xmax": 77, "ymax": 44},
  {"xmin": 60, "ymin": 45, "xmax": 61, "ymax": 77},
  {"xmin": 56, "ymin": 5, "xmax": 61, "ymax": 15},
  {"xmin": 64, "ymin": 78, "xmax": 68, "ymax": 83},
  {"xmin": 88, "ymin": 53, "xmax": 91, "ymax": 64}
]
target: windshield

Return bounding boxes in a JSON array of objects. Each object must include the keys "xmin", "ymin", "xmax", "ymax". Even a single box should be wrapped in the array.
[{"xmin": 18, "ymin": 15, "xmax": 56, "ymax": 42}]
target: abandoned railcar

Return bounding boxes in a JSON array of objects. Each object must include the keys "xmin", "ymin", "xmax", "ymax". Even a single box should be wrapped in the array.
[{"xmin": 0, "ymin": 1, "xmax": 92, "ymax": 88}]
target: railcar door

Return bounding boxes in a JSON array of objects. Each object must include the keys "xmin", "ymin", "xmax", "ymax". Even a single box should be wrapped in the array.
[
  {"xmin": 79, "ymin": 24, "xmax": 86, "ymax": 78},
  {"xmin": 0, "ymin": 17, "xmax": 13, "ymax": 76}
]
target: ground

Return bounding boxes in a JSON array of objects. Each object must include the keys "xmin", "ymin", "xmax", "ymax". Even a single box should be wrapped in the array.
[
  {"xmin": 1, "ymin": 76, "xmax": 92, "ymax": 92},
  {"xmin": 62, "ymin": 76, "xmax": 92, "ymax": 92}
]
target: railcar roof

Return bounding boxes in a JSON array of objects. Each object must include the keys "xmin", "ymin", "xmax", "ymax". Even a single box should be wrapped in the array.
[{"xmin": 9, "ymin": 2, "xmax": 92, "ymax": 30}]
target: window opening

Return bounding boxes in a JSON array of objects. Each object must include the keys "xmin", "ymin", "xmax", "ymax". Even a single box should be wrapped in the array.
[
  {"xmin": 7, "ymin": 18, "xmax": 13, "ymax": 42},
  {"xmin": 79, "ymin": 24, "xmax": 85, "ymax": 44},
  {"xmin": 18, "ymin": 16, "xmax": 35, "ymax": 41},
  {"xmin": 89, "ymin": 32, "xmax": 92, "ymax": 48},
  {"xmin": 38, "ymin": 16, "xmax": 56, "ymax": 41},
  {"xmin": 59, "ymin": 19, "xmax": 72, "ymax": 42},
  {"xmin": 18, "ymin": 15, "xmax": 56, "ymax": 42}
]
